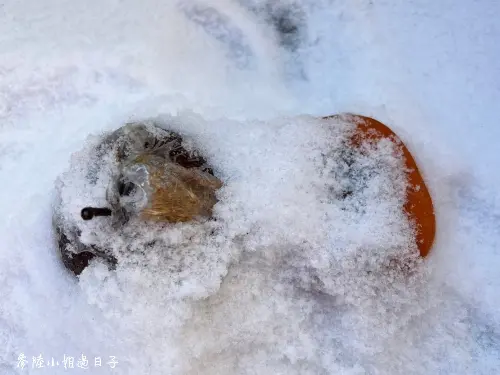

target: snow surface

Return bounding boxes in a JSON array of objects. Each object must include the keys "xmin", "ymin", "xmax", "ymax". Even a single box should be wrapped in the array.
[{"xmin": 1, "ymin": 0, "xmax": 500, "ymax": 374}]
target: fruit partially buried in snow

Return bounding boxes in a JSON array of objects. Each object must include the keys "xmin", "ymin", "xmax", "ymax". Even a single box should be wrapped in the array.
[
  {"xmin": 53, "ymin": 115, "xmax": 435, "ymax": 277},
  {"xmin": 53, "ymin": 122, "xmax": 222, "ymax": 276},
  {"xmin": 323, "ymin": 113, "xmax": 436, "ymax": 258}
]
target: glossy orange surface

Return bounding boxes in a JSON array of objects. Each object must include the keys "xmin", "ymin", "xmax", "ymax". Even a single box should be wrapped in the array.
[{"xmin": 323, "ymin": 114, "xmax": 436, "ymax": 257}]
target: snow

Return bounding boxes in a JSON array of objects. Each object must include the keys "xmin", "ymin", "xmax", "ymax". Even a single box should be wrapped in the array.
[{"xmin": 1, "ymin": 0, "xmax": 499, "ymax": 374}]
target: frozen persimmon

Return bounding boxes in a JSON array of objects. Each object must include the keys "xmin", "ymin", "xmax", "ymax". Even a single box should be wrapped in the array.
[{"xmin": 323, "ymin": 113, "xmax": 436, "ymax": 258}]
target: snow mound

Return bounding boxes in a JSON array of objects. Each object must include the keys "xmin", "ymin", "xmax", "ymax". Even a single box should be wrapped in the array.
[{"xmin": 50, "ymin": 112, "xmax": 437, "ymax": 373}]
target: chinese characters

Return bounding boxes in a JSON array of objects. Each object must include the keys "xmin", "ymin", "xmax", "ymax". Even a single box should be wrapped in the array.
[{"xmin": 17, "ymin": 353, "xmax": 118, "ymax": 370}]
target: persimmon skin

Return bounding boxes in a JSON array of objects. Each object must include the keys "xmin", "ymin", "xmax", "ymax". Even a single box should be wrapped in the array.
[{"xmin": 323, "ymin": 113, "xmax": 436, "ymax": 258}]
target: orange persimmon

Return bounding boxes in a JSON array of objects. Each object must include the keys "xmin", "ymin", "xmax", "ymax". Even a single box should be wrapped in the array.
[{"xmin": 323, "ymin": 113, "xmax": 436, "ymax": 258}]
